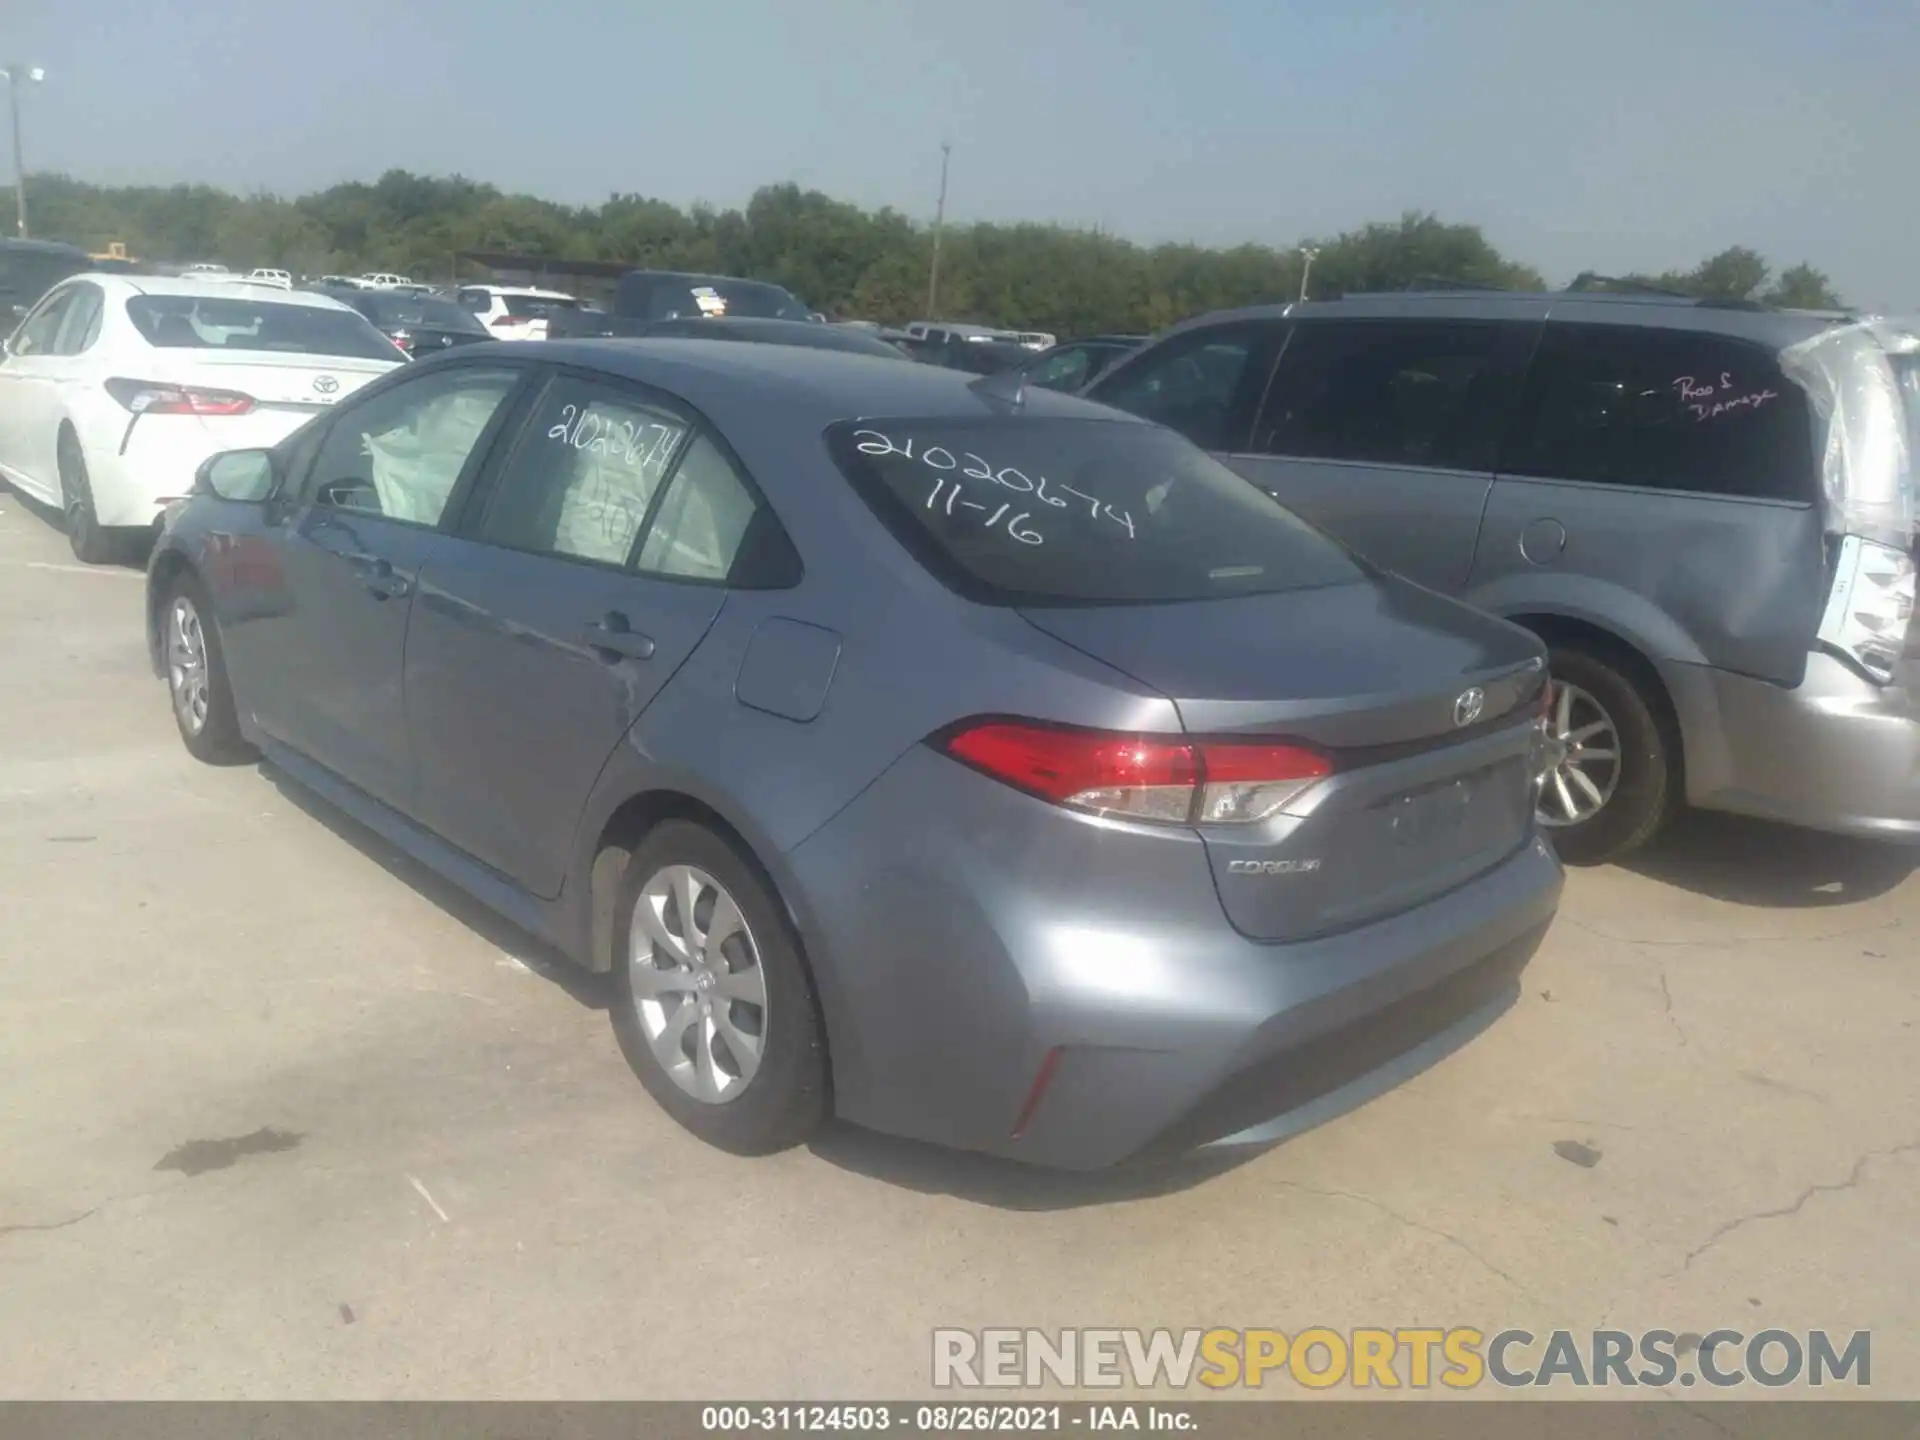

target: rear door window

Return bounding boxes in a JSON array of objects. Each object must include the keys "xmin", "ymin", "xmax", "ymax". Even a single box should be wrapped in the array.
[
  {"xmin": 1088, "ymin": 323, "xmax": 1279, "ymax": 452},
  {"xmin": 1502, "ymin": 324, "xmax": 1816, "ymax": 501},
  {"xmin": 825, "ymin": 417, "xmax": 1363, "ymax": 606},
  {"xmin": 1251, "ymin": 319, "xmax": 1524, "ymax": 472},
  {"xmin": 476, "ymin": 376, "xmax": 690, "ymax": 567}
]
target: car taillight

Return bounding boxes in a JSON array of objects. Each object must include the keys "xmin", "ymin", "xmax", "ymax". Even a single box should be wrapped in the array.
[
  {"xmin": 1817, "ymin": 534, "xmax": 1916, "ymax": 684},
  {"xmin": 104, "ymin": 378, "xmax": 254, "ymax": 416},
  {"xmin": 938, "ymin": 720, "xmax": 1331, "ymax": 826},
  {"xmin": 388, "ymin": 330, "xmax": 414, "ymax": 355}
]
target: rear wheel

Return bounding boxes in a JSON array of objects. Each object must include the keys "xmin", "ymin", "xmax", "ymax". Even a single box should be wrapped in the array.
[
  {"xmin": 162, "ymin": 575, "xmax": 256, "ymax": 765},
  {"xmin": 58, "ymin": 430, "xmax": 118, "ymax": 566},
  {"xmin": 610, "ymin": 821, "xmax": 829, "ymax": 1154},
  {"xmin": 1537, "ymin": 646, "xmax": 1676, "ymax": 865}
]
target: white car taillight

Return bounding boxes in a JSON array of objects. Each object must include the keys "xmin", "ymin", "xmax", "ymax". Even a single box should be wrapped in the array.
[{"xmin": 1818, "ymin": 534, "xmax": 1916, "ymax": 685}]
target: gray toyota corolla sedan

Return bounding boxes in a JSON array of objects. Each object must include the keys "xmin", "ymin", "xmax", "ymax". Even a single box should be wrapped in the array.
[{"xmin": 146, "ymin": 339, "xmax": 1564, "ymax": 1170}]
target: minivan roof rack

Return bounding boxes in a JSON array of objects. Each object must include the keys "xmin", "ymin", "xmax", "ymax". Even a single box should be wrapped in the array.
[{"xmin": 1565, "ymin": 272, "xmax": 1694, "ymax": 298}]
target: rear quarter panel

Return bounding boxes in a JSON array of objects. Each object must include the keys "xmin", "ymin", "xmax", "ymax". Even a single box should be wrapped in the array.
[{"xmin": 1467, "ymin": 479, "xmax": 1827, "ymax": 684}]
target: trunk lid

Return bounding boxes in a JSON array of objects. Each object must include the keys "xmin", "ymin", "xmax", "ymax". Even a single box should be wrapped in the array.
[
  {"xmin": 146, "ymin": 350, "xmax": 397, "ymax": 412},
  {"xmin": 1020, "ymin": 576, "xmax": 1548, "ymax": 941}
]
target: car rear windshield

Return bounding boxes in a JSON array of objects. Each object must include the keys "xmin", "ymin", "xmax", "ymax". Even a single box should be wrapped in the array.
[
  {"xmin": 127, "ymin": 296, "xmax": 401, "ymax": 360},
  {"xmin": 500, "ymin": 293, "xmax": 579, "ymax": 317},
  {"xmin": 633, "ymin": 278, "xmax": 813, "ymax": 323},
  {"xmin": 358, "ymin": 294, "xmax": 489, "ymax": 332},
  {"xmin": 825, "ymin": 417, "xmax": 1364, "ymax": 606}
]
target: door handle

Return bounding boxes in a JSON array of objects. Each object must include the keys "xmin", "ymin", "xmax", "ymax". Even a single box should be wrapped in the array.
[
  {"xmin": 585, "ymin": 612, "xmax": 656, "ymax": 662},
  {"xmin": 345, "ymin": 551, "xmax": 411, "ymax": 601}
]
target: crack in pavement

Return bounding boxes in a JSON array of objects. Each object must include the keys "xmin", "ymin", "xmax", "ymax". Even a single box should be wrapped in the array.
[
  {"xmin": 1674, "ymin": 1137, "xmax": 1920, "ymax": 1274},
  {"xmin": 0, "ymin": 1206, "xmax": 99, "ymax": 1238},
  {"xmin": 1273, "ymin": 1180, "xmax": 1538, "ymax": 1302},
  {"xmin": 1659, "ymin": 966, "xmax": 1690, "ymax": 1048}
]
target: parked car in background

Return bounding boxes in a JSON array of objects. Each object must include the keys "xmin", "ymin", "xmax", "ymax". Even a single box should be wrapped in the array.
[
  {"xmin": 0, "ymin": 275, "xmax": 402, "ymax": 562},
  {"xmin": 246, "ymin": 268, "xmax": 293, "ymax": 290},
  {"xmin": 313, "ymin": 274, "xmax": 364, "ymax": 289},
  {"xmin": 146, "ymin": 340, "xmax": 1560, "ymax": 1167},
  {"xmin": 0, "ymin": 238, "xmax": 92, "ymax": 329},
  {"xmin": 640, "ymin": 316, "xmax": 910, "ymax": 359},
  {"xmin": 545, "ymin": 271, "xmax": 815, "ymax": 340},
  {"xmin": 453, "ymin": 284, "xmax": 583, "ymax": 341},
  {"xmin": 324, "ymin": 288, "xmax": 492, "ymax": 357},
  {"xmin": 902, "ymin": 331, "xmax": 1033, "ymax": 375},
  {"xmin": 182, "ymin": 262, "xmax": 230, "ymax": 276},
  {"xmin": 360, "ymin": 272, "xmax": 414, "ymax": 290},
  {"xmin": 1019, "ymin": 334, "xmax": 1148, "ymax": 392},
  {"xmin": 905, "ymin": 321, "xmax": 1054, "ymax": 351},
  {"xmin": 1088, "ymin": 291, "xmax": 1920, "ymax": 862}
]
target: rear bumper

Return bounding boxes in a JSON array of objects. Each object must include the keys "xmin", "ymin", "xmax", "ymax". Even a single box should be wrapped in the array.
[
  {"xmin": 89, "ymin": 412, "xmax": 313, "ymax": 528},
  {"xmin": 1667, "ymin": 652, "xmax": 1920, "ymax": 841},
  {"xmin": 785, "ymin": 745, "xmax": 1564, "ymax": 1171}
]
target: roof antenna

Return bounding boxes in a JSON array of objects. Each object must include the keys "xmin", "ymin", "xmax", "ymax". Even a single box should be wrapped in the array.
[{"xmin": 969, "ymin": 364, "xmax": 1026, "ymax": 410}]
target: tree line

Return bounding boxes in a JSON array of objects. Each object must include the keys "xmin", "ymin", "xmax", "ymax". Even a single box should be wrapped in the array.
[{"xmin": 12, "ymin": 170, "xmax": 1846, "ymax": 335}]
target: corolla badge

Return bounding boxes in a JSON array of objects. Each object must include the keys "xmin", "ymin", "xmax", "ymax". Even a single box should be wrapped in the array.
[
  {"xmin": 312, "ymin": 374, "xmax": 340, "ymax": 395},
  {"xmin": 1227, "ymin": 858, "xmax": 1322, "ymax": 875},
  {"xmin": 1452, "ymin": 687, "xmax": 1486, "ymax": 728}
]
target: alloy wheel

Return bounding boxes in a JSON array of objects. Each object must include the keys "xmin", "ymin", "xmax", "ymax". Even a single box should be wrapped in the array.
[
  {"xmin": 1537, "ymin": 680, "xmax": 1622, "ymax": 827},
  {"xmin": 628, "ymin": 863, "xmax": 769, "ymax": 1104},
  {"xmin": 166, "ymin": 596, "xmax": 211, "ymax": 735}
]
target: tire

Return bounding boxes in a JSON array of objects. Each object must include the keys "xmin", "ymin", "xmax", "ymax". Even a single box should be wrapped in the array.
[
  {"xmin": 610, "ymin": 821, "xmax": 829, "ymax": 1154},
  {"xmin": 1537, "ymin": 645, "xmax": 1677, "ymax": 865},
  {"xmin": 58, "ymin": 430, "xmax": 120, "ymax": 566},
  {"xmin": 160, "ymin": 573, "xmax": 256, "ymax": 765}
]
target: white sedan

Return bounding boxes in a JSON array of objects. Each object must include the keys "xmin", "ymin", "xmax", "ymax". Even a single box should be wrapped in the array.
[{"xmin": 0, "ymin": 274, "xmax": 405, "ymax": 562}]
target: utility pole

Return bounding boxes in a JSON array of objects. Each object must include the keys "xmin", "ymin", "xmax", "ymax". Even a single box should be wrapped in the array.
[
  {"xmin": 2, "ymin": 65, "xmax": 43, "ymax": 239},
  {"xmin": 925, "ymin": 141, "xmax": 952, "ymax": 320},
  {"xmin": 1297, "ymin": 246, "xmax": 1319, "ymax": 304}
]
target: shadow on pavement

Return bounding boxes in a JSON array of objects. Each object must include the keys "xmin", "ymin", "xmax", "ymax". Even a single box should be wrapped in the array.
[
  {"xmin": 262, "ymin": 764, "xmax": 610, "ymax": 1012},
  {"xmin": 1620, "ymin": 809, "xmax": 1917, "ymax": 907},
  {"xmin": 1, "ymin": 483, "xmax": 154, "ymax": 570},
  {"xmin": 807, "ymin": 1123, "xmax": 1257, "ymax": 1211}
]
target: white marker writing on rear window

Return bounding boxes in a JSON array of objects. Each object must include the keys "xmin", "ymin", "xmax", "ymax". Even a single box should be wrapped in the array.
[
  {"xmin": 548, "ymin": 403, "xmax": 680, "ymax": 469},
  {"xmin": 1671, "ymin": 374, "xmax": 1779, "ymax": 423},
  {"xmin": 854, "ymin": 429, "xmax": 1136, "ymax": 539}
]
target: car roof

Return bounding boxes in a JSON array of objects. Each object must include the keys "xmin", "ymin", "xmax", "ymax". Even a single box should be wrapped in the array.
[
  {"xmin": 1160, "ymin": 291, "xmax": 1844, "ymax": 348},
  {"xmin": 510, "ymin": 338, "xmax": 1140, "ymax": 425},
  {"xmin": 1, "ymin": 237, "xmax": 90, "ymax": 258}
]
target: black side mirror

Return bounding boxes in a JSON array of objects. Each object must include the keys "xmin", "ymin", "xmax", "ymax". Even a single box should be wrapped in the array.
[{"xmin": 195, "ymin": 448, "xmax": 280, "ymax": 503}]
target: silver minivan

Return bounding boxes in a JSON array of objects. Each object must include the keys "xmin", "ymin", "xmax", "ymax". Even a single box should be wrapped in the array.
[{"xmin": 1088, "ymin": 291, "xmax": 1919, "ymax": 863}]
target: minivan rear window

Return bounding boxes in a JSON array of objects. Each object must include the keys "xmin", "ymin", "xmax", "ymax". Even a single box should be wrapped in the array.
[{"xmin": 825, "ymin": 417, "xmax": 1364, "ymax": 606}]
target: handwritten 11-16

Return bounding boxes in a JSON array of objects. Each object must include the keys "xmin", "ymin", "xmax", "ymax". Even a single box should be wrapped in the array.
[{"xmin": 853, "ymin": 430, "xmax": 1137, "ymax": 540}]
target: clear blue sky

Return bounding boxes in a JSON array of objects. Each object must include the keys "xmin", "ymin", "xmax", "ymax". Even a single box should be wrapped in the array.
[{"xmin": 11, "ymin": 0, "xmax": 1917, "ymax": 307}]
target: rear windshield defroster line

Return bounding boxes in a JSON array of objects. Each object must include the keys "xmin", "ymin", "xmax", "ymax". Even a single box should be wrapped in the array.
[{"xmin": 823, "ymin": 416, "xmax": 1364, "ymax": 607}]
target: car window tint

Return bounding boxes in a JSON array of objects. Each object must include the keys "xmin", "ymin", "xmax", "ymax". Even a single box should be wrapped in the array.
[
  {"xmin": 1027, "ymin": 347, "xmax": 1093, "ymax": 392},
  {"xmin": 52, "ymin": 284, "xmax": 104, "ymax": 355},
  {"xmin": 1252, "ymin": 320, "xmax": 1513, "ymax": 470},
  {"xmin": 11, "ymin": 289, "xmax": 74, "ymax": 356},
  {"xmin": 307, "ymin": 367, "xmax": 520, "ymax": 525},
  {"xmin": 825, "ymin": 417, "xmax": 1363, "ymax": 606},
  {"xmin": 1090, "ymin": 326, "xmax": 1265, "ymax": 451},
  {"xmin": 477, "ymin": 379, "xmax": 689, "ymax": 567},
  {"xmin": 636, "ymin": 434, "xmax": 760, "ymax": 581},
  {"xmin": 1504, "ymin": 325, "xmax": 1815, "ymax": 501}
]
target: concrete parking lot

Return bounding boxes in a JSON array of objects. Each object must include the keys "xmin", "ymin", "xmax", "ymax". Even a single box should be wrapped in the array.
[{"xmin": 1, "ymin": 491, "xmax": 1916, "ymax": 1401}]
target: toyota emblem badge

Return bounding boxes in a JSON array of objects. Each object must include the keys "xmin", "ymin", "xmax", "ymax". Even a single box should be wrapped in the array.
[
  {"xmin": 312, "ymin": 375, "xmax": 340, "ymax": 395},
  {"xmin": 1452, "ymin": 687, "xmax": 1486, "ymax": 728}
]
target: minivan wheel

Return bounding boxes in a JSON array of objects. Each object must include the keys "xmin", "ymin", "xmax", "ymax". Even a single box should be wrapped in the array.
[
  {"xmin": 162, "ymin": 575, "xmax": 256, "ymax": 765},
  {"xmin": 1537, "ymin": 646, "xmax": 1675, "ymax": 865},
  {"xmin": 610, "ymin": 821, "xmax": 829, "ymax": 1154}
]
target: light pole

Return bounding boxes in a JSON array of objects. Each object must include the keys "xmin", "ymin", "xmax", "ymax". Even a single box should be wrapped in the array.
[
  {"xmin": 1297, "ymin": 246, "xmax": 1319, "ymax": 303},
  {"xmin": 2, "ymin": 65, "xmax": 45, "ymax": 239},
  {"xmin": 925, "ymin": 141, "xmax": 952, "ymax": 320}
]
